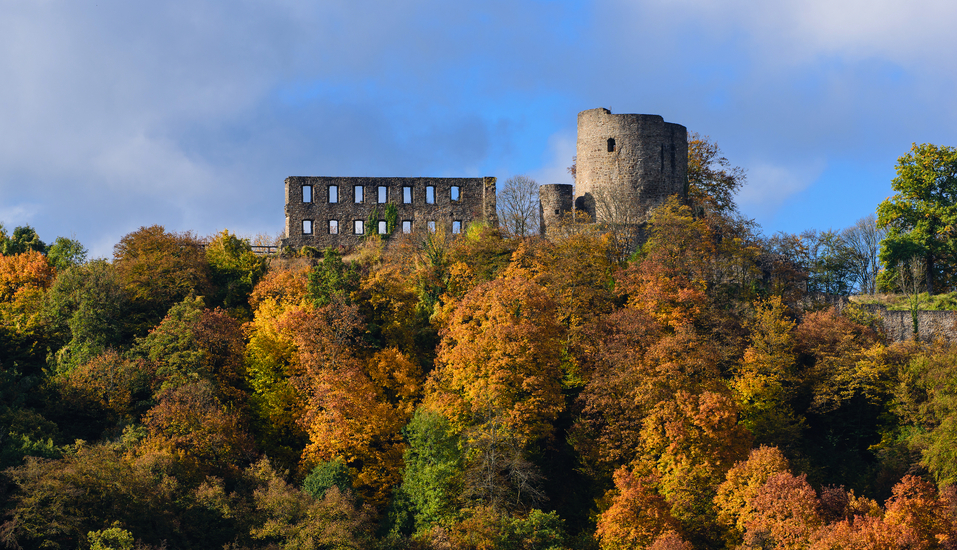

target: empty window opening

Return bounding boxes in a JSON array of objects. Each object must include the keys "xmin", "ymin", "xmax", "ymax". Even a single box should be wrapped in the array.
[
  {"xmin": 427, "ymin": 221, "xmax": 436, "ymax": 232},
  {"xmin": 403, "ymin": 186, "xmax": 413, "ymax": 204},
  {"xmin": 354, "ymin": 220, "xmax": 364, "ymax": 235},
  {"xmin": 452, "ymin": 220, "xmax": 462, "ymax": 234},
  {"xmin": 354, "ymin": 186, "xmax": 364, "ymax": 203},
  {"xmin": 378, "ymin": 220, "xmax": 388, "ymax": 234},
  {"xmin": 402, "ymin": 220, "xmax": 412, "ymax": 233},
  {"xmin": 329, "ymin": 220, "xmax": 338, "ymax": 235},
  {"xmin": 451, "ymin": 186, "xmax": 460, "ymax": 201},
  {"xmin": 302, "ymin": 185, "xmax": 313, "ymax": 203},
  {"xmin": 426, "ymin": 186, "xmax": 435, "ymax": 204},
  {"xmin": 302, "ymin": 220, "xmax": 313, "ymax": 235},
  {"xmin": 607, "ymin": 138, "xmax": 616, "ymax": 152},
  {"xmin": 329, "ymin": 185, "xmax": 338, "ymax": 203},
  {"xmin": 378, "ymin": 186, "xmax": 387, "ymax": 203}
]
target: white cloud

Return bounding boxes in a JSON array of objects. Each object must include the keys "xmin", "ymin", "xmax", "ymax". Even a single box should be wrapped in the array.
[
  {"xmin": 529, "ymin": 131, "xmax": 576, "ymax": 187},
  {"xmin": 737, "ymin": 159, "xmax": 826, "ymax": 215}
]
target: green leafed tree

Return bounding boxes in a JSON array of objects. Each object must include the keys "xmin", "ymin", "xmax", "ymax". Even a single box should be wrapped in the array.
[
  {"xmin": 47, "ymin": 236, "xmax": 88, "ymax": 271},
  {"xmin": 877, "ymin": 143, "xmax": 957, "ymax": 294}
]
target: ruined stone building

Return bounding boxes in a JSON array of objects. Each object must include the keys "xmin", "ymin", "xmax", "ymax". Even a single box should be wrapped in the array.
[
  {"xmin": 283, "ymin": 176, "xmax": 497, "ymax": 249},
  {"xmin": 282, "ymin": 108, "xmax": 687, "ymax": 248}
]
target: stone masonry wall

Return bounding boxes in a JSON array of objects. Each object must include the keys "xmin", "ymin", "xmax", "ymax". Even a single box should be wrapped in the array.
[
  {"xmin": 574, "ymin": 108, "xmax": 687, "ymax": 224},
  {"xmin": 859, "ymin": 305, "xmax": 957, "ymax": 343},
  {"xmin": 284, "ymin": 176, "xmax": 497, "ymax": 249},
  {"xmin": 539, "ymin": 183, "xmax": 574, "ymax": 237}
]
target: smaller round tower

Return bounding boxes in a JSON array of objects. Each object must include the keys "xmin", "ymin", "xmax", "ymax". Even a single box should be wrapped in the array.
[{"xmin": 539, "ymin": 183, "xmax": 574, "ymax": 236}]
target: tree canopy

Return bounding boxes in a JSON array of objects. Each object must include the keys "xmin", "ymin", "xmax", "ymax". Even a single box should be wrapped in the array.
[{"xmin": 877, "ymin": 143, "xmax": 957, "ymax": 294}]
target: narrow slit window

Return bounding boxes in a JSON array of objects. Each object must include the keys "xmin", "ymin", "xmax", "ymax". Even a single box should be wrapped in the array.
[
  {"xmin": 329, "ymin": 220, "xmax": 338, "ymax": 234},
  {"xmin": 450, "ymin": 186, "xmax": 460, "ymax": 202},
  {"xmin": 378, "ymin": 220, "xmax": 388, "ymax": 234},
  {"xmin": 426, "ymin": 186, "xmax": 435, "ymax": 204},
  {"xmin": 354, "ymin": 186, "xmax": 364, "ymax": 203},
  {"xmin": 403, "ymin": 186, "xmax": 413, "ymax": 204},
  {"xmin": 452, "ymin": 220, "xmax": 462, "ymax": 234},
  {"xmin": 402, "ymin": 220, "xmax": 412, "ymax": 233},
  {"xmin": 607, "ymin": 138, "xmax": 616, "ymax": 152},
  {"xmin": 302, "ymin": 220, "xmax": 313, "ymax": 235},
  {"xmin": 329, "ymin": 185, "xmax": 338, "ymax": 203},
  {"xmin": 427, "ymin": 221, "xmax": 436, "ymax": 232},
  {"xmin": 378, "ymin": 186, "xmax": 387, "ymax": 203},
  {"xmin": 302, "ymin": 185, "xmax": 312, "ymax": 203},
  {"xmin": 354, "ymin": 220, "xmax": 364, "ymax": 235}
]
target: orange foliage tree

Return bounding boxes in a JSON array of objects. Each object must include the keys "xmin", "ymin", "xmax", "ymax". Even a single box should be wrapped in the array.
[
  {"xmin": 595, "ymin": 468, "xmax": 681, "ymax": 550},
  {"xmin": 0, "ymin": 250, "xmax": 56, "ymax": 363},
  {"xmin": 289, "ymin": 299, "xmax": 421, "ymax": 508},
  {"xmin": 426, "ymin": 275, "xmax": 565, "ymax": 446}
]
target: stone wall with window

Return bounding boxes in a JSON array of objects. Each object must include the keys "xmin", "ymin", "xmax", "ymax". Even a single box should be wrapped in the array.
[{"xmin": 283, "ymin": 176, "xmax": 498, "ymax": 249}]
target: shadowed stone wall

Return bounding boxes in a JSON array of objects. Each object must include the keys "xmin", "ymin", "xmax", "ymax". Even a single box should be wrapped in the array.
[
  {"xmin": 283, "ymin": 176, "xmax": 497, "ymax": 249},
  {"xmin": 539, "ymin": 183, "xmax": 574, "ymax": 237}
]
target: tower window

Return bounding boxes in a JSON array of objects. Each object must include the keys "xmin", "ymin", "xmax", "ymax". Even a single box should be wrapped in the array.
[
  {"xmin": 354, "ymin": 186, "xmax": 364, "ymax": 203},
  {"xmin": 451, "ymin": 186, "xmax": 460, "ymax": 202},
  {"xmin": 607, "ymin": 138, "xmax": 616, "ymax": 152},
  {"xmin": 403, "ymin": 186, "xmax": 413, "ymax": 204},
  {"xmin": 302, "ymin": 185, "xmax": 312, "ymax": 203},
  {"xmin": 426, "ymin": 186, "xmax": 435, "ymax": 204},
  {"xmin": 378, "ymin": 220, "xmax": 388, "ymax": 234},
  {"xmin": 378, "ymin": 186, "xmax": 387, "ymax": 203},
  {"xmin": 427, "ymin": 221, "xmax": 436, "ymax": 232},
  {"xmin": 329, "ymin": 185, "xmax": 338, "ymax": 203},
  {"xmin": 302, "ymin": 220, "xmax": 313, "ymax": 235},
  {"xmin": 329, "ymin": 220, "xmax": 338, "ymax": 234},
  {"xmin": 402, "ymin": 220, "xmax": 412, "ymax": 233},
  {"xmin": 452, "ymin": 220, "xmax": 462, "ymax": 234},
  {"xmin": 354, "ymin": 220, "xmax": 364, "ymax": 235}
]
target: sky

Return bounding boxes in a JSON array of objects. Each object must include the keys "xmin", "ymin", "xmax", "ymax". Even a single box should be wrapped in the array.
[{"xmin": 1, "ymin": 0, "xmax": 956, "ymax": 259}]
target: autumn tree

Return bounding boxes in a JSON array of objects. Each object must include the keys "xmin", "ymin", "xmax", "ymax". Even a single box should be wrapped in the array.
[
  {"xmin": 427, "ymin": 275, "xmax": 565, "ymax": 445},
  {"xmin": 714, "ymin": 445, "xmax": 792, "ymax": 545},
  {"xmin": 141, "ymin": 380, "xmax": 255, "ymax": 476},
  {"xmin": 877, "ymin": 143, "xmax": 957, "ymax": 294},
  {"xmin": 244, "ymin": 262, "xmax": 312, "ymax": 473},
  {"xmin": 741, "ymin": 471, "xmax": 823, "ymax": 549},
  {"xmin": 113, "ymin": 225, "xmax": 212, "ymax": 335},
  {"xmin": 131, "ymin": 297, "xmax": 247, "ymax": 405},
  {"xmin": 687, "ymin": 132, "xmax": 746, "ymax": 215},
  {"xmin": 731, "ymin": 296, "xmax": 804, "ymax": 450},
  {"xmin": 595, "ymin": 468, "xmax": 681, "ymax": 550},
  {"xmin": 425, "ymin": 275, "xmax": 565, "ymax": 512},
  {"xmin": 204, "ymin": 229, "xmax": 266, "ymax": 317},
  {"xmin": 290, "ymin": 301, "xmax": 420, "ymax": 508},
  {"xmin": 894, "ymin": 342, "xmax": 957, "ymax": 487},
  {"xmin": 0, "ymin": 249, "xmax": 57, "ymax": 367}
]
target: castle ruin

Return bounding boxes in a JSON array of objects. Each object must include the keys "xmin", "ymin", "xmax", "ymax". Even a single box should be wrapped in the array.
[{"xmin": 282, "ymin": 108, "xmax": 687, "ymax": 247}]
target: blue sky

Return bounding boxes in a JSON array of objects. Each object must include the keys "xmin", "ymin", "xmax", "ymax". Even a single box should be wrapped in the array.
[{"xmin": 1, "ymin": 0, "xmax": 955, "ymax": 258}]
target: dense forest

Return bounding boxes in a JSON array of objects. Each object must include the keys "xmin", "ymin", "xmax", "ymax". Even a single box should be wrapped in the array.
[{"xmin": 3, "ymin": 142, "xmax": 957, "ymax": 550}]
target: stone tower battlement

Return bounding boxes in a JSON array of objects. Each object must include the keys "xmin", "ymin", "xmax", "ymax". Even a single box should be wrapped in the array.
[{"xmin": 573, "ymin": 108, "xmax": 687, "ymax": 224}]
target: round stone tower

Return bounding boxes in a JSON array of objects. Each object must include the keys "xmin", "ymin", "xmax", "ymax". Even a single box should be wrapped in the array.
[
  {"xmin": 539, "ymin": 183, "xmax": 574, "ymax": 236},
  {"xmin": 575, "ymin": 108, "xmax": 687, "ymax": 224}
]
